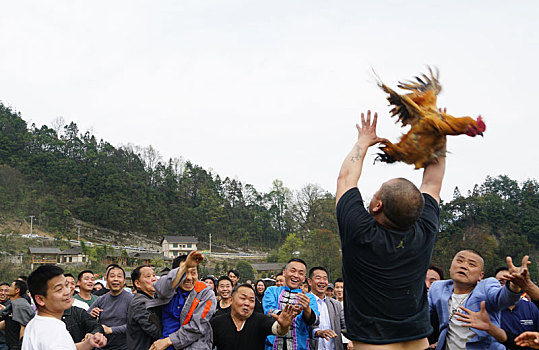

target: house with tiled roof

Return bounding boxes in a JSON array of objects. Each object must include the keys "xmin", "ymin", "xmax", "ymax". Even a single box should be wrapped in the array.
[
  {"xmin": 28, "ymin": 247, "xmax": 62, "ymax": 268},
  {"xmin": 160, "ymin": 236, "xmax": 198, "ymax": 258},
  {"xmin": 59, "ymin": 247, "xmax": 89, "ymax": 264}
]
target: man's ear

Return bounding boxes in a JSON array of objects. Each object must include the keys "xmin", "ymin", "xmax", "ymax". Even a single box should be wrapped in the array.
[
  {"xmin": 372, "ymin": 200, "xmax": 383, "ymax": 214},
  {"xmin": 34, "ymin": 294, "xmax": 46, "ymax": 308},
  {"xmin": 479, "ymin": 271, "xmax": 485, "ymax": 281}
]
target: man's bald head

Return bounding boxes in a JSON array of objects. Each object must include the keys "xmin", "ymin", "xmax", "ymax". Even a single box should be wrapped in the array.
[{"xmin": 378, "ymin": 178, "xmax": 424, "ymax": 230}]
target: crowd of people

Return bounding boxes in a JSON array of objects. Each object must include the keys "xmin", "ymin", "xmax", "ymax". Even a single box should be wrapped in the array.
[
  {"xmin": 1, "ymin": 250, "xmax": 539, "ymax": 350},
  {"xmin": 0, "ymin": 254, "xmax": 342, "ymax": 350}
]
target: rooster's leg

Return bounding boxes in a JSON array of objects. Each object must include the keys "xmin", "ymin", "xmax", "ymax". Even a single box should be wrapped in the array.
[{"xmin": 375, "ymin": 141, "xmax": 399, "ymax": 164}]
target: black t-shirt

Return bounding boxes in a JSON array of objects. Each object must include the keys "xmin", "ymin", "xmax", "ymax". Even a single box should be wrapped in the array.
[
  {"xmin": 254, "ymin": 298, "xmax": 264, "ymax": 314},
  {"xmin": 211, "ymin": 312, "xmax": 275, "ymax": 350},
  {"xmin": 336, "ymin": 187, "xmax": 439, "ymax": 344},
  {"xmin": 214, "ymin": 302, "xmax": 231, "ymax": 318}
]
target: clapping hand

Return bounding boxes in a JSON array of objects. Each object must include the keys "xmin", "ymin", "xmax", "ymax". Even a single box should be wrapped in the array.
[{"xmin": 271, "ymin": 304, "xmax": 301, "ymax": 330}]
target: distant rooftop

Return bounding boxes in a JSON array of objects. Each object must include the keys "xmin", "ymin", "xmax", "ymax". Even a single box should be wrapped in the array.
[
  {"xmin": 60, "ymin": 247, "xmax": 83, "ymax": 255},
  {"xmin": 28, "ymin": 247, "xmax": 62, "ymax": 254},
  {"xmin": 251, "ymin": 263, "xmax": 284, "ymax": 271},
  {"xmin": 129, "ymin": 252, "xmax": 163, "ymax": 260},
  {"xmin": 161, "ymin": 236, "xmax": 198, "ymax": 244}
]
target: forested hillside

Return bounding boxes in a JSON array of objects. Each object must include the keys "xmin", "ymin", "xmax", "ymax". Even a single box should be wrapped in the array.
[
  {"xmin": 0, "ymin": 102, "xmax": 336, "ymax": 250},
  {"xmin": 1, "ymin": 102, "xmax": 538, "ymax": 279},
  {"xmin": 433, "ymin": 176, "xmax": 539, "ymax": 277}
]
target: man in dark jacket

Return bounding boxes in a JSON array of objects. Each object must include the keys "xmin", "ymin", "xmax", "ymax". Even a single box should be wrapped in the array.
[
  {"xmin": 127, "ymin": 266, "xmax": 160, "ymax": 350},
  {"xmin": 62, "ymin": 277, "xmax": 104, "ymax": 343}
]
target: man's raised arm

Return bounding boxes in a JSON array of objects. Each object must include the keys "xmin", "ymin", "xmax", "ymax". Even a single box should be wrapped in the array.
[
  {"xmin": 419, "ymin": 138, "xmax": 446, "ymax": 204},
  {"xmin": 336, "ymin": 110, "xmax": 387, "ymax": 204}
]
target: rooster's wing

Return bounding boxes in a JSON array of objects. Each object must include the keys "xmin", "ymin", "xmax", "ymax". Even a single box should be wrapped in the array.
[{"xmin": 378, "ymin": 67, "xmax": 441, "ymax": 127}]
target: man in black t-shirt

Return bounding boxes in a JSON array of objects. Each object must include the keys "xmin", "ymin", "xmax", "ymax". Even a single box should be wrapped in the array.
[
  {"xmin": 211, "ymin": 283, "xmax": 300, "ymax": 350},
  {"xmin": 335, "ymin": 110, "xmax": 446, "ymax": 349}
]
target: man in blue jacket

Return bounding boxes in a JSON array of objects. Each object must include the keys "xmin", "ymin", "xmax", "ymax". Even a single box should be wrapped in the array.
[
  {"xmin": 429, "ymin": 249, "xmax": 524, "ymax": 350},
  {"xmin": 263, "ymin": 258, "xmax": 319, "ymax": 350}
]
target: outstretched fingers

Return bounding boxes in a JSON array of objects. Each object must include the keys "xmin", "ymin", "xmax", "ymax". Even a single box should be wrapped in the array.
[
  {"xmin": 515, "ymin": 331, "xmax": 539, "ymax": 347},
  {"xmin": 507, "ymin": 256, "xmax": 515, "ymax": 270}
]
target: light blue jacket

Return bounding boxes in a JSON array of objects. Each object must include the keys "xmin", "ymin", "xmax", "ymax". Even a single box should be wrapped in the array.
[
  {"xmin": 263, "ymin": 286, "xmax": 319, "ymax": 350},
  {"xmin": 428, "ymin": 277, "xmax": 521, "ymax": 350}
]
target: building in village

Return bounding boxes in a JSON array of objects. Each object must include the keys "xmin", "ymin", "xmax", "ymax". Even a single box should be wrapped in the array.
[
  {"xmin": 160, "ymin": 236, "xmax": 198, "ymax": 258},
  {"xmin": 251, "ymin": 262, "xmax": 285, "ymax": 278},
  {"xmin": 59, "ymin": 247, "xmax": 89, "ymax": 264},
  {"xmin": 28, "ymin": 247, "xmax": 62, "ymax": 269}
]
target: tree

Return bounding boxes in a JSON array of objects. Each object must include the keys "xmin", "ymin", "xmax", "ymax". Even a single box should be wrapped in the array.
[
  {"xmin": 278, "ymin": 233, "xmax": 304, "ymax": 263},
  {"xmin": 236, "ymin": 260, "xmax": 256, "ymax": 281},
  {"xmin": 267, "ymin": 179, "xmax": 294, "ymax": 243},
  {"xmin": 301, "ymin": 229, "xmax": 342, "ymax": 280}
]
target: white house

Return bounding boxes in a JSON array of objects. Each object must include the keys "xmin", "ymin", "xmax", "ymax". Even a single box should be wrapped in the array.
[
  {"xmin": 59, "ymin": 247, "xmax": 89, "ymax": 264},
  {"xmin": 161, "ymin": 236, "xmax": 198, "ymax": 258}
]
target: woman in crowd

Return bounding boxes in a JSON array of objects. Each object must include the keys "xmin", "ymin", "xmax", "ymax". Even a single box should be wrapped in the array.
[{"xmin": 254, "ymin": 279, "xmax": 266, "ymax": 305}]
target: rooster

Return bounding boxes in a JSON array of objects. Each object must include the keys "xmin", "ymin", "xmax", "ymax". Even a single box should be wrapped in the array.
[{"xmin": 375, "ymin": 67, "xmax": 485, "ymax": 169}]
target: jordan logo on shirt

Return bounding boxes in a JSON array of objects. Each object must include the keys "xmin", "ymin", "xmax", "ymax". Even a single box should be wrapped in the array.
[{"xmin": 396, "ymin": 240, "xmax": 405, "ymax": 249}]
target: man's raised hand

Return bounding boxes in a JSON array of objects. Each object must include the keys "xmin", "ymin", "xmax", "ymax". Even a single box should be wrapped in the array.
[
  {"xmin": 271, "ymin": 304, "xmax": 301, "ymax": 330},
  {"xmin": 506, "ymin": 255, "xmax": 531, "ymax": 292},
  {"xmin": 296, "ymin": 291, "xmax": 311, "ymax": 312},
  {"xmin": 356, "ymin": 110, "xmax": 388, "ymax": 148},
  {"xmin": 184, "ymin": 251, "xmax": 204, "ymax": 269}
]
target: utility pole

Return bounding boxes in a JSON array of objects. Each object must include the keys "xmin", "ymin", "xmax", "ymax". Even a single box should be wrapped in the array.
[
  {"xmin": 29, "ymin": 216, "xmax": 35, "ymax": 235},
  {"xmin": 209, "ymin": 233, "xmax": 212, "ymax": 255},
  {"xmin": 76, "ymin": 225, "xmax": 81, "ymax": 242}
]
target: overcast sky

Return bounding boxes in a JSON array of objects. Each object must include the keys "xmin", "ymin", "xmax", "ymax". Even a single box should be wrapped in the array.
[{"xmin": 1, "ymin": 1, "xmax": 537, "ymax": 202}]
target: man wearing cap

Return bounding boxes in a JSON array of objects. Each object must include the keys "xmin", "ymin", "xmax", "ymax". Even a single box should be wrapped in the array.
[{"xmin": 325, "ymin": 284, "xmax": 335, "ymax": 299}]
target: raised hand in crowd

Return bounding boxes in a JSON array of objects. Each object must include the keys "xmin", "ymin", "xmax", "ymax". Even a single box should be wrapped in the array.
[
  {"xmin": 171, "ymin": 250, "xmax": 204, "ymax": 290},
  {"xmin": 185, "ymin": 250, "xmax": 204, "ymax": 268},
  {"xmin": 515, "ymin": 331, "xmax": 539, "ymax": 349},
  {"xmin": 296, "ymin": 290, "xmax": 313, "ymax": 320},
  {"xmin": 270, "ymin": 304, "xmax": 302, "ymax": 336},
  {"xmin": 505, "ymin": 255, "xmax": 539, "ymax": 299},
  {"xmin": 455, "ymin": 301, "xmax": 507, "ymax": 343}
]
